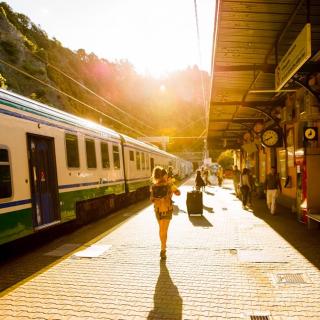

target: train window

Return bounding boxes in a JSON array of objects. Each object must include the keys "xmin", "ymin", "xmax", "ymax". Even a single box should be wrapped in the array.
[
  {"xmin": 141, "ymin": 153, "xmax": 145, "ymax": 170},
  {"xmin": 101, "ymin": 142, "xmax": 110, "ymax": 169},
  {"xmin": 129, "ymin": 150, "xmax": 134, "ymax": 161},
  {"xmin": 136, "ymin": 151, "xmax": 141, "ymax": 170},
  {"xmin": 112, "ymin": 145, "xmax": 120, "ymax": 169},
  {"xmin": 65, "ymin": 134, "xmax": 80, "ymax": 168},
  {"xmin": 0, "ymin": 148, "xmax": 12, "ymax": 199},
  {"xmin": 85, "ymin": 139, "xmax": 97, "ymax": 168}
]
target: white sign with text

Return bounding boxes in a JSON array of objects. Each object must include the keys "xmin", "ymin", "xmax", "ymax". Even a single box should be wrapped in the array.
[{"xmin": 275, "ymin": 23, "xmax": 311, "ymax": 91}]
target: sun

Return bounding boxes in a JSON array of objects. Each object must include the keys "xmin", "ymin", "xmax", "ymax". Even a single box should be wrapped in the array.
[{"xmin": 160, "ymin": 84, "xmax": 166, "ymax": 93}]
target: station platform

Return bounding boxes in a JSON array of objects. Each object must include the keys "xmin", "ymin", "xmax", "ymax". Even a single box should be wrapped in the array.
[{"xmin": 1, "ymin": 177, "xmax": 320, "ymax": 319}]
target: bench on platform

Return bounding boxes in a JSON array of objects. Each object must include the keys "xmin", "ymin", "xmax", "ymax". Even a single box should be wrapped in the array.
[{"xmin": 307, "ymin": 210, "xmax": 320, "ymax": 229}]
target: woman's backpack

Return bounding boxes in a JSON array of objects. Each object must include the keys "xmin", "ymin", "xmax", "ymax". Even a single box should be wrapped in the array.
[
  {"xmin": 152, "ymin": 184, "xmax": 169, "ymax": 198},
  {"xmin": 151, "ymin": 183, "xmax": 172, "ymax": 213}
]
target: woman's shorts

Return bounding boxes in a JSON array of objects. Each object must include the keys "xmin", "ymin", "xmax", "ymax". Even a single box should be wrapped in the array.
[{"xmin": 155, "ymin": 210, "xmax": 173, "ymax": 220}]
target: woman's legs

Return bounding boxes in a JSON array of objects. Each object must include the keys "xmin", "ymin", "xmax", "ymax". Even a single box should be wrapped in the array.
[
  {"xmin": 159, "ymin": 219, "xmax": 171, "ymax": 251},
  {"xmin": 241, "ymin": 186, "xmax": 249, "ymax": 206}
]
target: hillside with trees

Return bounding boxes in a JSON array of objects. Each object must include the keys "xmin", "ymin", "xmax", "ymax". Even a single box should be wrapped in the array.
[{"xmin": 0, "ymin": 2, "xmax": 210, "ymax": 153}]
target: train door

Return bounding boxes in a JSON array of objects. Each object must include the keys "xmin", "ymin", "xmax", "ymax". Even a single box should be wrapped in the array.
[
  {"xmin": 27, "ymin": 134, "xmax": 60, "ymax": 229},
  {"xmin": 150, "ymin": 157, "xmax": 154, "ymax": 174}
]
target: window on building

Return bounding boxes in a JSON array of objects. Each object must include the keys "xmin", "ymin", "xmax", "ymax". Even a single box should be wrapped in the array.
[
  {"xmin": 65, "ymin": 133, "xmax": 80, "ymax": 168},
  {"xmin": 129, "ymin": 150, "xmax": 134, "ymax": 161},
  {"xmin": 85, "ymin": 138, "xmax": 97, "ymax": 168},
  {"xmin": 141, "ymin": 152, "xmax": 145, "ymax": 170},
  {"xmin": 146, "ymin": 154, "xmax": 149, "ymax": 169},
  {"xmin": 0, "ymin": 148, "xmax": 12, "ymax": 199},
  {"xmin": 136, "ymin": 151, "xmax": 141, "ymax": 170},
  {"xmin": 113, "ymin": 145, "xmax": 120, "ymax": 169},
  {"xmin": 101, "ymin": 142, "xmax": 110, "ymax": 169}
]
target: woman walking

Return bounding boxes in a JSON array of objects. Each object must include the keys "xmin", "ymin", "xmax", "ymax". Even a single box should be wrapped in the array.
[
  {"xmin": 150, "ymin": 167, "xmax": 180, "ymax": 260},
  {"xmin": 240, "ymin": 168, "xmax": 251, "ymax": 209}
]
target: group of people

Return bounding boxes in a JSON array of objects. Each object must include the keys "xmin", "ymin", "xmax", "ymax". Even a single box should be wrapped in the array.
[
  {"xmin": 195, "ymin": 166, "xmax": 224, "ymax": 190},
  {"xmin": 233, "ymin": 165, "xmax": 282, "ymax": 213}
]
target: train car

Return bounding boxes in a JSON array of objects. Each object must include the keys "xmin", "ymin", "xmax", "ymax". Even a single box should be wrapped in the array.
[
  {"xmin": 176, "ymin": 157, "xmax": 193, "ymax": 179},
  {"xmin": 121, "ymin": 135, "xmax": 176, "ymax": 192},
  {"xmin": 0, "ymin": 89, "xmax": 192, "ymax": 245}
]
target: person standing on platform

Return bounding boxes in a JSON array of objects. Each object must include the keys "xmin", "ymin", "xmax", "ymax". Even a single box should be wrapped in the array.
[
  {"xmin": 217, "ymin": 166, "xmax": 224, "ymax": 187},
  {"xmin": 202, "ymin": 168, "xmax": 210, "ymax": 186},
  {"xmin": 232, "ymin": 165, "xmax": 241, "ymax": 197},
  {"xmin": 247, "ymin": 168, "xmax": 255, "ymax": 207},
  {"xmin": 240, "ymin": 168, "xmax": 251, "ymax": 209},
  {"xmin": 150, "ymin": 167, "xmax": 180, "ymax": 260},
  {"xmin": 265, "ymin": 166, "xmax": 282, "ymax": 215},
  {"xmin": 195, "ymin": 170, "xmax": 206, "ymax": 191}
]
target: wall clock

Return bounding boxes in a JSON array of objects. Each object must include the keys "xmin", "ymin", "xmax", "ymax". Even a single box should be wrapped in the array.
[
  {"xmin": 304, "ymin": 127, "xmax": 318, "ymax": 141},
  {"xmin": 261, "ymin": 129, "xmax": 282, "ymax": 147}
]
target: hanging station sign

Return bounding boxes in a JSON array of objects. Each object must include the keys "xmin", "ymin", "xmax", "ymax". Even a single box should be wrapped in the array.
[{"xmin": 275, "ymin": 23, "xmax": 311, "ymax": 92}]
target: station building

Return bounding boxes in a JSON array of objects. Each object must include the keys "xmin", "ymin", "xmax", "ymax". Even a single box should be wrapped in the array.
[{"xmin": 207, "ymin": 0, "xmax": 320, "ymax": 225}]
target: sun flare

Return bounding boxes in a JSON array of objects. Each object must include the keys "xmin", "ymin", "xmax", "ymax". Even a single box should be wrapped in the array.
[{"xmin": 4, "ymin": 0, "xmax": 215, "ymax": 78}]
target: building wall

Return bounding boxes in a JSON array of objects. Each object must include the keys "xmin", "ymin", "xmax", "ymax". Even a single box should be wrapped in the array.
[
  {"xmin": 231, "ymin": 82, "xmax": 320, "ymax": 222},
  {"xmin": 277, "ymin": 88, "xmax": 319, "ymax": 213}
]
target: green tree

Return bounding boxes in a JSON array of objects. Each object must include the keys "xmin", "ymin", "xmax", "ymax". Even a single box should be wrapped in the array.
[{"xmin": 217, "ymin": 150, "xmax": 234, "ymax": 169}]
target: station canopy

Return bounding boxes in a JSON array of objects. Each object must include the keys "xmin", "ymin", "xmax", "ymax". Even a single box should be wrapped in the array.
[{"xmin": 208, "ymin": 0, "xmax": 320, "ymax": 150}]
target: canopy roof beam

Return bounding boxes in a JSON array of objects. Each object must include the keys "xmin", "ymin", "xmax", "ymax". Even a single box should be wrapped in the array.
[
  {"xmin": 211, "ymin": 101, "xmax": 279, "ymax": 107},
  {"xmin": 215, "ymin": 62, "xmax": 320, "ymax": 73},
  {"xmin": 215, "ymin": 64, "xmax": 275, "ymax": 73},
  {"xmin": 210, "ymin": 118, "xmax": 264, "ymax": 123}
]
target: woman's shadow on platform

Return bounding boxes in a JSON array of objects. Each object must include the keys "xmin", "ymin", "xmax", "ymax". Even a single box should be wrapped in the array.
[{"xmin": 147, "ymin": 261, "xmax": 183, "ymax": 320}]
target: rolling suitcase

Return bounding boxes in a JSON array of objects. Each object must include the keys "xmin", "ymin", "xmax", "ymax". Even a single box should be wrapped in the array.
[{"xmin": 186, "ymin": 189, "xmax": 203, "ymax": 215}]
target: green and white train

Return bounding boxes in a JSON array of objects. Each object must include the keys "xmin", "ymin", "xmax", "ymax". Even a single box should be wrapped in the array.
[{"xmin": 0, "ymin": 89, "xmax": 192, "ymax": 245}]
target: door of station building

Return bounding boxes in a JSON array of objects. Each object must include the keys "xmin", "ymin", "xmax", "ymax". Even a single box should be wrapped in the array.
[{"xmin": 27, "ymin": 134, "xmax": 60, "ymax": 228}]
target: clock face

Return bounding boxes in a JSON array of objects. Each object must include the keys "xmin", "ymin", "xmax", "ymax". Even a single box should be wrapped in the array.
[
  {"xmin": 262, "ymin": 129, "xmax": 279, "ymax": 147},
  {"xmin": 304, "ymin": 128, "xmax": 316, "ymax": 140}
]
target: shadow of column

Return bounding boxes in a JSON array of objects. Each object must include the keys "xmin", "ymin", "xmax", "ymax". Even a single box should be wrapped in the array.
[{"xmin": 147, "ymin": 261, "xmax": 183, "ymax": 320}]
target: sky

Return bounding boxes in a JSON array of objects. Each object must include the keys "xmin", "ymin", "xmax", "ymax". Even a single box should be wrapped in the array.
[{"xmin": 4, "ymin": 0, "xmax": 215, "ymax": 77}]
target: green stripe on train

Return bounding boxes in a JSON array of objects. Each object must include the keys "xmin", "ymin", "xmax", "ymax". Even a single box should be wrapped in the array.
[
  {"xmin": 0, "ymin": 208, "xmax": 33, "ymax": 245},
  {"xmin": 128, "ymin": 179, "xmax": 150, "ymax": 192},
  {"xmin": 59, "ymin": 183, "xmax": 125, "ymax": 220},
  {"xmin": 0, "ymin": 181, "xmax": 148, "ymax": 245},
  {"xmin": 58, "ymin": 181, "xmax": 149, "ymax": 219}
]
